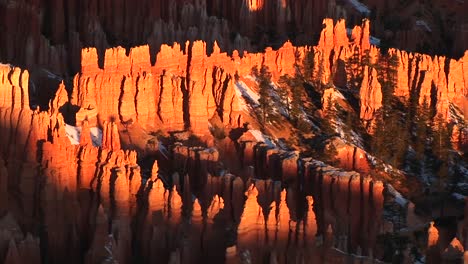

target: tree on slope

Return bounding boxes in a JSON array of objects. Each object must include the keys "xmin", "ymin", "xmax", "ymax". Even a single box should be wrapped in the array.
[{"xmin": 252, "ymin": 65, "xmax": 277, "ymax": 125}]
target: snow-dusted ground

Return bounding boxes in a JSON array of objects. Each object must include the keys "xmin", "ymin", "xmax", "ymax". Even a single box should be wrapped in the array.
[
  {"xmin": 249, "ymin": 129, "xmax": 275, "ymax": 147},
  {"xmin": 370, "ymin": 36, "xmax": 381, "ymax": 46},
  {"xmin": 65, "ymin": 124, "xmax": 102, "ymax": 147},
  {"xmin": 415, "ymin": 20, "xmax": 432, "ymax": 32},
  {"xmin": 387, "ymin": 184, "xmax": 409, "ymax": 207},
  {"xmin": 346, "ymin": 28, "xmax": 381, "ymax": 47},
  {"xmin": 234, "ymin": 80, "xmax": 260, "ymax": 110},
  {"xmin": 42, "ymin": 69, "xmax": 62, "ymax": 81},
  {"xmin": 347, "ymin": 0, "xmax": 371, "ymax": 15},
  {"xmin": 452, "ymin": 192, "xmax": 466, "ymax": 201},
  {"xmin": 158, "ymin": 143, "xmax": 169, "ymax": 159}
]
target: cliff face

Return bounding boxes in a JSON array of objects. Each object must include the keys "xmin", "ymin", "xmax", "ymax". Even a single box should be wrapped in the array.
[
  {"xmin": 69, "ymin": 18, "xmax": 466, "ymax": 139},
  {"xmin": 0, "ymin": 0, "xmax": 331, "ymax": 76},
  {"xmin": 0, "ymin": 65, "xmax": 30, "ymax": 109},
  {"xmin": 71, "ymin": 40, "xmax": 305, "ymax": 135},
  {"xmin": 0, "ymin": 74, "xmax": 388, "ymax": 263},
  {"xmin": 0, "ymin": 15, "xmax": 466, "ymax": 263},
  {"xmin": 315, "ymin": 19, "xmax": 467, "ymax": 125},
  {"xmin": 0, "ymin": 115, "xmax": 386, "ymax": 263},
  {"xmin": 2, "ymin": 0, "xmax": 468, "ymax": 81}
]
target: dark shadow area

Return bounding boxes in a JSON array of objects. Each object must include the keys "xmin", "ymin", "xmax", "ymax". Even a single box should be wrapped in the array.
[
  {"xmin": 303, "ymin": 83, "xmax": 323, "ymax": 109},
  {"xmin": 28, "ymin": 67, "xmax": 64, "ymax": 111}
]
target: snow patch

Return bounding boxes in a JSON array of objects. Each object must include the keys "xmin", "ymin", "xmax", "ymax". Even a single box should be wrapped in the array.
[
  {"xmin": 234, "ymin": 81, "xmax": 260, "ymax": 110},
  {"xmin": 65, "ymin": 124, "xmax": 102, "ymax": 147},
  {"xmin": 452, "ymin": 193, "xmax": 466, "ymax": 201},
  {"xmin": 65, "ymin": 124, "xmax": 80, "ymax": 145},
  {"xmin": 90, "ymin": 127, "xmax": 103, "ymax": 147},
  {"xmin": 416, "ymin": 20, "xmax": 432, "ymax": 32},
  {"xmin": 245, "ymin": 75, "xmax": 257, "ymax": 82},
  {"xmin": 387, "ymin": 184, "xmax": 408, "ymax": 206},
  {"xmin": 159, "ymin": 143, "xmax": 169, "ymax": 160},
  {"xmin": 370, "ymin": 36, "xmax": 381, "ymax": 46},
  {"xmin": 249, "ymin": 129, "xmax": 275, "ymax": 147},
  {"xmin": 42, "ymin": 69, "xmax": 62, "ymax": 81},
  {"xmin": 346, "ymin": 28, "xmax": 381, "ymax": 46},
  {"xmin": 347, "ymin": 0, "xmax": 371, "ymax": 15}
]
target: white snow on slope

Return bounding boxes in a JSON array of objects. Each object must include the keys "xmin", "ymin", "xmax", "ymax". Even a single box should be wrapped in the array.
[
  {"xmin": 370, "ymin": 36, "xmax": 381, "ymax": 46},
  {"xmin": 346, "ymin": 28, "xmax": 381, "ymax": 46},
  {"xmin": 452, "ymin": 193, "xmax": 466, "ymax": 201},
  {"xmin": 387, "ymin": 184, "xmax": 408, "ymax": 207},
  {"xmin": 90, "ymin": 127, "xmax": 103, "ymax": 147},
  {"xmin": 65, "ymin": 124, "xmax": 80, "ymax": 145},
  {"xmin": 348, "ymin": 0, "xmax": 371, "ymax": 15},
  {"xmin": 42, "ymin": 69, "xmax": 62, "ymax": 81},
  {"xmin": 159, "ymin": 143, "xmax": 169, "ymax": 160},
  {"xmin": 65, "ymin": 124, "xmax": 103, "ymax": 147},
  {"xmin": 416, "ymin": 20, "xmax": 432, "ymax": 32},
  {"xmin": 249, "ymin": 129, "xmax": 275, "ymax": 147},
  {"xmin": 234, "ymin": 80, "xmax": 260, "ymax": 110}
]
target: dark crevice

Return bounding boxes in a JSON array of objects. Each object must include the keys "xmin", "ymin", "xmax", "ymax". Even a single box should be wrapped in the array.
[
  {"xmin": 117, "ymin": 76, "xmax": 127, "ymax": 123},
  {"xmin": 183, "ymin": 42, "xmax": 194, "ymax": 131}
]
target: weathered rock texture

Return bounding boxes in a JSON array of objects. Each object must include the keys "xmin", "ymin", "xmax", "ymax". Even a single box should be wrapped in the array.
[
  {"xmin": 0, "ymin": 0, "xmax": 333, "ymax": 76},
  {"xmin": 314, "ymin": 19, "xmax": 467, "ymax": 148},
  {"xmin": 0, "ymin": 16, "xmax": 466, "ymax": 264},
  {"xmin": 71, "ymin": 40, "xmax": 307, "ymax": 135},
  {"xmin": 66, "ymin": 19, "xmax": 466, "ymax": 159},
  {"xmin": 0, "ymin": 81, "xmax": 387, "ymax": 263}
]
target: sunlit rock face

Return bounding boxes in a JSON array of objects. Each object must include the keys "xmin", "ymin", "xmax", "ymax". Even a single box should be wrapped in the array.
[
  {"xmin": 246, "ymin": 0, "xmax": 264, "ymax": 11},
  {"xmin": 0, "ymin": 12, "xmax": 466, "ymax": 263}
]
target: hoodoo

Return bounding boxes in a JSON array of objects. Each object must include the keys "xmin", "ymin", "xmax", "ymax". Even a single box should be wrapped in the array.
[{"xmin": 0, "ymin": 0, "xmax": 467, "ymax": 263}]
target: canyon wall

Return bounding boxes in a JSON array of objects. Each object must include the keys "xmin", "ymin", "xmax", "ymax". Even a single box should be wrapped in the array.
[
  {"xmin": 316, "ymin": 19, "xmax": 467, "ymax": 124},
  {"xmin": 2, "ymin": 0, "xmax": 468, "ymax": 79},
  {"xmin": 0, "ymin": 62, "xmax": 388, "ymax": 263},
  {"xmin": 0, "ymin": 17, "xmax": 466, "ymax": 263},
  {"xmin": 68, "ymin": 18, "xmax": 467, "ymax": 145},
  {"xmin": 0, "ymin": 0, "xmax": 330, "ymax": 75},
  {"xmin": 71, "ymin": 40, "xmax": 305, "ymax": 135}
]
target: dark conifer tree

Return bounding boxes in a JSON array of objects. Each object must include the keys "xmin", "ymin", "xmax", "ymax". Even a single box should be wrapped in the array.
[
  {"xmin": 322, "ymin": 94, "xmax": 336, "ymax": 136},
  {"xmin": 431, "ymin": 114, "xmax": 452, "ymax": 177},
  {"xmin": 278, "ymin": 73, "xmax": 306, "ymax": 128},
  {"xmin": 346, "ymin": 46, "xmax": 364, "ymax": 90},
  {"xmin": 278, "ymin": 74, "xmax": 292, "ymax": 118},
  {"xmin": 302, "ymin": 48, "xmax": 315, "ymax": 83},
  {"xmin": 253, "ymin": 65, "xmax": 276, "ymax": 125},
  {"xmin": 413, "ymin": 98, "xmax": 431, "ymax": 172}
]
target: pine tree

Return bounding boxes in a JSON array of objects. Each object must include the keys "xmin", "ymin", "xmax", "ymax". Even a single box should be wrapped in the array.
[
  {"xmin": 370, "ymin": 52, "xmax": 408, "ymax": 168},
  {"xmin": 346, "ymin": 46, "xmax": 364, "ymax": 90},
  {"xmin": 371, "ymin": 108, "xmax": 408, "ymax": 168},
  {"xmin": 431, "ymin": 114, "xmax": 452, "ymax": 176},
  {"xmin": 302, "ymin": 48, "xmax": 315, "ymax": 83},
  {"xmin": 278, "ymin": 74, "xmax": 292, "ymax": 118},
  {"xmin": 431, "ymin": 114, "xmax": 452, "ymax": 217},
  {"xmin": 253, "ymin": 65, "xmax": 276, "ymax": 125},
  {"xmin": 316, "ymin": 53, "xmax": 326, "ymax": 93},
  {"xmin": 278, "ymin": 73, "xmax": 306, "ymax": 128},
  {"xmin": 290, "ymin": 74, "xmax": 304, "ymax": 123},
  {"xmin": 371, "ymin": 110, "xmax": 391, "ymax": 160},
  {"xmin": 391, "ymin": 112, "xmax": 410, "ymax": 168},
  {"xmin": 322, "ymin": 94, "xmax": 336, "ymax": 135},
  {"xmin": 377, "ymin": 52, "xmax": 399, "ymax": 110},
  {"xmin": 413, "ymin": 98, "xmax": 431, "ymax": 172}
]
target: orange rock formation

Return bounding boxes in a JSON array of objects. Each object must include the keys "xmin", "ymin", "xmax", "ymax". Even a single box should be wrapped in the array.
[{"xmin": 0, "ymin": 16, "xmax": 465, "ymax": 264}]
